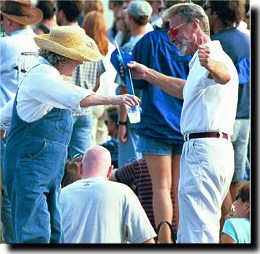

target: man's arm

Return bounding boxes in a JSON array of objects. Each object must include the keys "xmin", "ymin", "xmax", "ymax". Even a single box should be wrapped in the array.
[
  {"xmin": 198, "ymin": 45, "xmax": 231, "ymax": 84},
  {"xmin": 221, "ymin": 233, "xmax": 236, "ymax": 244},
  {"xmin": 206, "ymin": 60, "xmax": 231, "ymax": 84},
  {"xmin": 127, "ymin": 62, "xmax": 185, "ymax": 99}
]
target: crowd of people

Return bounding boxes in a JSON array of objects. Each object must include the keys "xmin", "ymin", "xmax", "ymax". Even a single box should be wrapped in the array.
[{"xmin": 0, "ymin": 0, "xmax": 250, "ymax": 245}]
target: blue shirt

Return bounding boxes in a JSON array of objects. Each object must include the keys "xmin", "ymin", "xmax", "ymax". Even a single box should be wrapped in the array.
[
  {"xmin": 211, "ymin": 29, "xmax": 250, "ymax": 119},
  {"xmin": 131, "ymin": 27, "xmax": 191, "ymax": 142},
  {"xmin": 222, "ymin": 218, "xmax": 250, "ymax": 243}
]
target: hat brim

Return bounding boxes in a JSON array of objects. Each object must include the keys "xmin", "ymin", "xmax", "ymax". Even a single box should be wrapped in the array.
[
  {"xmin": 0, "ymin": 8, "xmax": 43, "ymax": 25},
  {"xmin": 34, "ymin": 34, "xmax": 103, "ymax": 62}
]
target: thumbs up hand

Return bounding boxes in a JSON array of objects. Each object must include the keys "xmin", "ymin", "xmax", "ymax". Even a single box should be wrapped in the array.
[{"xmin": 197, "ymin": 36, "xmax": 211, "ymax": 69}]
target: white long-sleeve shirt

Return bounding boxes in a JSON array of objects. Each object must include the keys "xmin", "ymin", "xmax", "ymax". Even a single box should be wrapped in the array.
[{"xmin": 0, "ymin": 57, "xmax": 94, "ymax": 128}]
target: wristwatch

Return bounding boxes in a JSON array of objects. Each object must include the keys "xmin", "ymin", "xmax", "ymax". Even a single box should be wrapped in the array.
[{"xmin": 118, "ymin": 120, "xmax": 127, "ymax": 125}]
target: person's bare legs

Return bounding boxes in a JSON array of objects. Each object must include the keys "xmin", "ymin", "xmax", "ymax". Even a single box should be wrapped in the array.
[
  {"xmin": 171, "ymin": 155, "xmax": 180, "ymax": 235},
  {"xmin": 145, "ymin": 154, "xmax": 173, "ymax": 243}
]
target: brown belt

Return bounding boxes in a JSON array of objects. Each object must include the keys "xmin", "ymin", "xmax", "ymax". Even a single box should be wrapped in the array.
[{"xmin": 183, "ymin": 132, "xmax": 230, "ymax": 142}]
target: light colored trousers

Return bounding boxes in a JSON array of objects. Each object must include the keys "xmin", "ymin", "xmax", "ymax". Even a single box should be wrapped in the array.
[{"xmin": 177, "ymin": 138, "xmax": 234, "ymax": 243}]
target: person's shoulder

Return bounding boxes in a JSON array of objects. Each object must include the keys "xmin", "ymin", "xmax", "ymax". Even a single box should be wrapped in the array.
[
  {"xmin": 224, "ymin": 217, "xmax": 249, "ymax": 229},
  {"xmin": 212, "ymin": 28, "xmax": 249, "ymax": 42},
  {"xmin": 60, "ymin": 180, "xmax": 81, "ymax": 200},
  {"xmin": 0, "ymin": 34, "xmax": 17, "ymax": 46},
  {"xmin": 108, "ymin": 180, "xmax": 134, "ymax": 193},
  {"xmin": 122, "ymin": 41, "xmax": 132, "ymax": 52},
  {"xmin": 30, "ymin": 58, "xmax": 55, "ymax": 73}
]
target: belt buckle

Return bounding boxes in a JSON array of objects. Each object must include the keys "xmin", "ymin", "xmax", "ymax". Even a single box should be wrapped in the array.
[
  {"xmin": 218, "ymin": 132, "xmax": 223, "ymax": 139},
  {"xmin": 184, "ymin": 133, "xmax": 190, "ymax": 142}
]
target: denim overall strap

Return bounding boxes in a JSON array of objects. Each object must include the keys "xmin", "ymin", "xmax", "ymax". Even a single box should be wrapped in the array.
[{"xmin": 3, "ymin": 86, "xmax": 73, "ymax": 243}]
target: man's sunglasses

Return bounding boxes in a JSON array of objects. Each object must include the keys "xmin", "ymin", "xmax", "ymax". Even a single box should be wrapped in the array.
[{"xmin": 168, "ymin": 22, "xmax": 187, "ymax": 38}]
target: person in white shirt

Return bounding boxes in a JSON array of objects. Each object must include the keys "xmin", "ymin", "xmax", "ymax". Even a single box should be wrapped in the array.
[
  {"xmin": 1, "ymin": 25, "xmax": 140, "ymax": 243},
  {"xmin": 122, "ymin": 3, "xmax": 239, "ymax": 243},
  {"xmin": 60, "ymin": 145, "xmax": 156, "ymax": 243}
]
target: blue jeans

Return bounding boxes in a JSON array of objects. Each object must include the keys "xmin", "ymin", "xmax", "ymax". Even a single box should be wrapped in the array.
[
  {"xmin": 68, "ymin": 113, "xmax": 93, "ymax": 159},
  {"xmin": 1, "ymin": 135, "xmax": 14, "ymax": 243},
  {"xmin": 4, "ymin": 105, "xmax": 72, "ymax": 243}
]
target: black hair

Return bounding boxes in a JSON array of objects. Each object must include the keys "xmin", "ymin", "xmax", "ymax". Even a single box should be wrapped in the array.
[{"xmin": 56, "ymin": 0, "xmax": 83, "ymax": 22}]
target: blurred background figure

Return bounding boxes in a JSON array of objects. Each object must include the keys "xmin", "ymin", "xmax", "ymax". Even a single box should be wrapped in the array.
[
  {"xmin": 113, "ymin": 4, "xmax": 131, "ymax": 47},
  {"xmin": 82, "ymin": 10, "xmax": 118, "ymax": 145},
  {"xmin": 100, "ymin": 106, "xmax": 119, "ymax": 168},
  {"xmin": 78, "ymin": 0, "xmax": 104, "ymax": 27},
  {"xmin": 61, "ymin": 155, "xmax": 82, "ymax": 188},
  {"xmin": 147, "ymin": 0, "xmax": 164, "ymax": 26},
  {"xmin": 108, "ymin": 0, "xmax": 124, "ymax": 43},
  {"xmin": 34, "ymin": 0, "xmax": 57, "ymax": 35}
]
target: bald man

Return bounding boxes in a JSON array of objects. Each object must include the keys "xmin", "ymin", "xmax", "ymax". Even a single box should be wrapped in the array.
[{"xmin": 59, "ymin": 145, "xmax": 156, "ymax": 243}]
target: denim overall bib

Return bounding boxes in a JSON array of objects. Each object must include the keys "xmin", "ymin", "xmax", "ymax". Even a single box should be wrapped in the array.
[{"xmin": 3, "ymin": 82, "xmax": 73, "ymax": 243}]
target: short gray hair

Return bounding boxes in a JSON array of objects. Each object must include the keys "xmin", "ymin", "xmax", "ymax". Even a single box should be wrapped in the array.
[
  {"xmin": 162, "ymin": 2, "xmax": 210, "ymax": 36},
  {"xmin": 38, "ymin": 49, "xmax": 72, "ymax": 67}
]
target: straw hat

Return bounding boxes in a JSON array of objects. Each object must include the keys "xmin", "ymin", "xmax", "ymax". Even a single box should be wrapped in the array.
[
  {"xmin": 0, "ymin": 0, "xmax": 43, "ymax": 25},
  {"xmin": 34, "ymin": 26, "xmax": 103, "ymax": 62}
]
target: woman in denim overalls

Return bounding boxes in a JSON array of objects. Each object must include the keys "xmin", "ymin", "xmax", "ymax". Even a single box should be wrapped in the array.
[{"xmin": 2, "ymin": 26, "xmax": 140, "ymax": 243}]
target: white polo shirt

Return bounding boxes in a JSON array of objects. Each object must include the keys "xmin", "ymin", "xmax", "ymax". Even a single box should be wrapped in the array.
[{"xmin": 180, "ymin": 40, "xmax": 239, "ymax": 136}]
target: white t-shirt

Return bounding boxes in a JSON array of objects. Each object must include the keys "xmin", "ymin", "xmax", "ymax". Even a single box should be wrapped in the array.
[
  {"xmin": 181, "ymin": 40, "xmax": 239, "ymax": 135},
  {"xmin": 59, "ymin": 177, "xmax": 156, "ymax": 243}
]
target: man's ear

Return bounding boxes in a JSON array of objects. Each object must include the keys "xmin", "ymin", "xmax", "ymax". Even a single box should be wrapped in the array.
[
  {"xmin": 244, "ymin": 201, "xmax": 250, "ymax": 211},
  {"xmin": 57, "ymin": 9, "xmax": 65, "ymax": 20},
  {"xmin": 107, "ymin": 165, "xmax": 114, "ymax": 179},
  {"xmin": 192, "ymin": 18, "xmax": 200, "ymax": 30}
]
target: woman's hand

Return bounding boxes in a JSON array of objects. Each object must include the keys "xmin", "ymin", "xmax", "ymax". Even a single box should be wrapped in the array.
[{"xmin": 116, "ymin": 94, "xmax": 140, "ymax": 110}]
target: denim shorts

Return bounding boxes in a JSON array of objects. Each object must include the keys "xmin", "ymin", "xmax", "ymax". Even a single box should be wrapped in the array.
[{"xmin": 137, "ymin": 135, "xmax": 183, "ymax": 156}]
